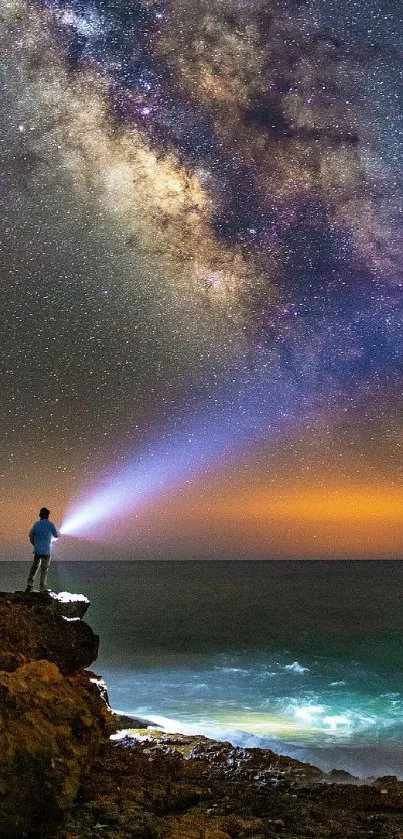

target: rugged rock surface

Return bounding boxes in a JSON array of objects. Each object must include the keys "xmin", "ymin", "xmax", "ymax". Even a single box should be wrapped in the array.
[
  {"xmin": 63, "ymin": 732, "xmax": 403, "ymax": 839},
  {"xmin": 0, "ymin": 590, "xmax": 115, "ymax": 838},
  {"xmin": 30, "ymin": 590, "xmax": 91, "ymax": 620},
  {"xmin": 0, "ymin": 591, "xmax": 99, "ymax": 673}
]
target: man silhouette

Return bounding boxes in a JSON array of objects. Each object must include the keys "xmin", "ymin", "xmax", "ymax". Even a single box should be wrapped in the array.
[{"xmin": 26, "ymin": 507, "xmax": 59, "ymax": 593}]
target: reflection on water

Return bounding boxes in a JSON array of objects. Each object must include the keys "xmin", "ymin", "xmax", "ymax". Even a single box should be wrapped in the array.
[
  {"xmin": 2, "ymin": 559, "xmax": 403, "ymax": 777},
  {"xmin": 104, "ymin": 657, "xmax": 403, "ymax": 777},
  {"xmin": 103, "ymin": 653, "xmax": 403, "ymax": 744}
]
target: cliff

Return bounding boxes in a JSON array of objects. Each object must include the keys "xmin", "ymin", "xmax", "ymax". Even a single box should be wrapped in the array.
[
  {"xmin": 0, "ymin": 591, "xmax": 115, "ymax": 838},
  {"xmin": 1, "ymin": 590, "xmax": 403, "ymax": 839}
]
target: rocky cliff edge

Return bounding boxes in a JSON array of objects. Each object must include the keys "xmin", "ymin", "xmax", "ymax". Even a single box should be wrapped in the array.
[{"xmin": 0, "ymin": 590, "xmax": 115, "ymax": 838}]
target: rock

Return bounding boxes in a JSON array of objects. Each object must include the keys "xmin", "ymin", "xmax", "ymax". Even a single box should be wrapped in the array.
[
  {"xmin": 0, "ymin": 659, "xmax": 115, "ymax": 837},
  {"xmin": 374, "ymin": 775, "xmax": 399, "ymax": 785},
  {"xmin": 327, "ymin": 768, "xmax": 358, "ymax": 782},
  {"xmin": 0, "ymin": 591, "xmax": 99, "ymax": 673},
  {"xmin": 12, "ymin": 589, "xmax": 90, "ymax": 618},
  {"xmin": 28, "ymin": 590, "xmax": 90, "ymax": 619},
  {"xmin": 64, "ymin": 734, "xmax": 403, "ymax": 839},
  {"xmin": 114, "ymin": 711, "xmax": 161, "ymax": 729},
  {"xmin": 0, "ymin": 589, "xmax": 115, "ymax": 838}
]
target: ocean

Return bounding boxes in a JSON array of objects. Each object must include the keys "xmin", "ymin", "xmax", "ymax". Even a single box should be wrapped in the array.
[{"xmin": 3, "ymin": 559, "xmax": 403, "ymax": 779}]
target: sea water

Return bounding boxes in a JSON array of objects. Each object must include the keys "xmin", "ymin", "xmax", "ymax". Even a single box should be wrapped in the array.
[{"xmin": 3, "ymin": 559, "xmax": 403, "ymax": 778}]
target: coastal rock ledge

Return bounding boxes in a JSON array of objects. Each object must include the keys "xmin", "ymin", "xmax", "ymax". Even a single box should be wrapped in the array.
[
  {"xmin": 0, "ymin": 590, "xmax": 115, "ymax": 838},
  {"xmin": 2, "ymin": 591, "xmax": 403, "ymax": 839}
]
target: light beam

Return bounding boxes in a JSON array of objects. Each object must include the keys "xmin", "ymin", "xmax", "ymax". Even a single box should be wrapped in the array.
[{"xmin": 61, "ymin": 369, "xmax": 312, "ymax": 538}]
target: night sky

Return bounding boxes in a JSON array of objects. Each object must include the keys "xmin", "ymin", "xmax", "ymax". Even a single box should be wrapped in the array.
[{"xmin": 1, "ymin": 0, "xmax": 403, "ymax": 559}]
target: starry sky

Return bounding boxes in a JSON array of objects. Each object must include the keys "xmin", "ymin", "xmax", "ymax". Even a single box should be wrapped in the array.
[{"xmin": 1, "ymin": 0, "xmax": 403, "ymax": 559}]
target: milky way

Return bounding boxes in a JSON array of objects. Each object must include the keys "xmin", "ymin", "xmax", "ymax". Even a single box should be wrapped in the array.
[{"xmin": 1, "ymin": 0, "xmax": 402, "ymax": 554}]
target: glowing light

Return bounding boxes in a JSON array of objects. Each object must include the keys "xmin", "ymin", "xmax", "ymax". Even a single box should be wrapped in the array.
[
  {"xmin": 110, "ymin": 712, "xmax": 322, "ymax": 741},
  {"xmin": 283, "ymin": 662, "xmax": 310, "ymax": 674},
  {"xmin": 60, "ymin": 421, "xmax": 246, "ymax": 536},
  {"xmin": 50, "ymin": 591, "xmax": 89, "ymax": 604},
  {"xmin": 290, "ymin": 703, "xmax": 378, "ymax": 736},
  {"xmin": 293, "ymin": 705, "xmax": 326, "ymax": 726},
  {"xmin": 61, "ymin": 372, "xmax": 308, "ymax": 537},
  {"xmin": 323, "ymin": 714, "xmax": 352, "ymax": 732}
]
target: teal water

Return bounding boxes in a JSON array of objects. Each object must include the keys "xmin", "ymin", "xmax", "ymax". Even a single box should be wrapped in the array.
[{"xmin": 3, "ymin": 559, "xmax": 403, "ymax": 777}]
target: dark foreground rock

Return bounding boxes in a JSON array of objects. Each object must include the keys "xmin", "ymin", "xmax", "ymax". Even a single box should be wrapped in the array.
[
  {"xmin": 63, "ymin": 732, "xmax": 403, "ymax": 839},
  {"xmin": 20, "ymin": 590, "xmax": 91, "ymax": 620},
  {"xmin": 114, "ymin": 711, "xmax": 162, "ymax": 729},
  {"xmin": 0, "ymin": 591, "xmax": 115, "ymax": 838},
  {"xmin": 0, "ymin": 591, "xmax": 99, "ymax": 673}
]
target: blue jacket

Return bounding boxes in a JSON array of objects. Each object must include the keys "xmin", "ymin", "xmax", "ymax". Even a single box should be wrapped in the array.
[{"xmin": 29, "ymin": 519, "xmax": 59, "ymax": 555}]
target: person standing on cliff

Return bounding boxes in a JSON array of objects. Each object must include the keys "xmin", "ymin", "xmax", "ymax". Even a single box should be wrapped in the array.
[{"xmin": 25, "ymin": 507, "xmax": 59, "ymax": 593}]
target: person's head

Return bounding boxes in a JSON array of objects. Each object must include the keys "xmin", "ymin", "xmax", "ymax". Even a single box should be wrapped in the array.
[{"xmin": 39, "ymin": 507, "xmax": 50, "ymax": 519}]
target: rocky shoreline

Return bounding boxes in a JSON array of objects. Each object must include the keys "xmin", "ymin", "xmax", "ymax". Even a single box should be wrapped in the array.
[{"xmin": 1, "ymin": 591, "xmax": 403, "ymax": 838}]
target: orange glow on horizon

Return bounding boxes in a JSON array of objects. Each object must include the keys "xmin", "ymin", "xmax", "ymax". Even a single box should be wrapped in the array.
[
  {"xmin": 2, "ymin": 473, "xmax": 403, "ymax": 560},
  {"xmin": 134, "ymin": 479, "xmax": 403, "ymax": 559},
  {"xmin": 218, "ymin": 486, "xmax": 403, "ymax": 522}
]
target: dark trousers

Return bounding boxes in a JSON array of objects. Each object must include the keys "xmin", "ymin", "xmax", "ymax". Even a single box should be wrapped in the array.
[{"xmin": 26, "ymin": 554, "xmax": 51, "ymax": 591}]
